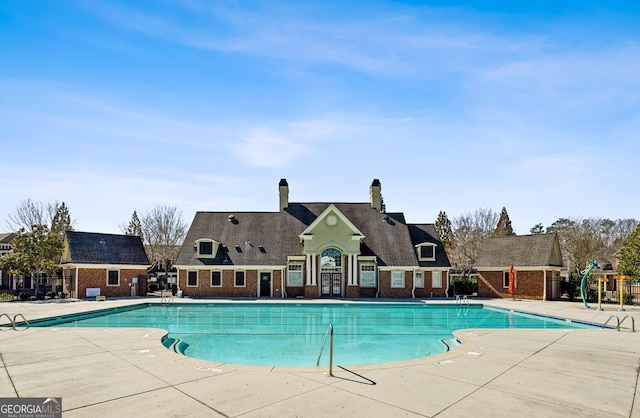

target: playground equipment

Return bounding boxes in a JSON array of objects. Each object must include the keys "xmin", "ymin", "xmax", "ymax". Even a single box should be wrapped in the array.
[
  {"xmin": 613, "ymin": 275, "xmax": 630, "ymax": 312},
  {"xmin": 580, "ymin": 259, "xmax": 600, "ymax": 309},
  {"xmin": 596, "ymin": 278, "xmax": 609, "ymax": 311}
]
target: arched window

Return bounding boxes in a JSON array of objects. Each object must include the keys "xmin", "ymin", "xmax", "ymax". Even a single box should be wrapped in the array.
[{"xmin": 320, "ymin": 248, "xmax": 342, "ymax": 269}]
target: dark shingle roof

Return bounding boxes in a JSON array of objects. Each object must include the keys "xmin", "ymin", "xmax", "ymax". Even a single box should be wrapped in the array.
[
  {"xmin": 175, "ymin": 203, "xmax": 450, "ymax": 268},
  {"xmin": 0, "ymin": 233, "xmax": 15, "ymax": 244},
  {"xmin": 408, "ymin": 224, "xmax": 451, "ymax": 268},
  {"xmin": 62, "ymin": 231, "xmax": 149, "ymax": 265},
  {"xmin": 475, "ymin": 233, "xmax": 562, "ymax": 268}
]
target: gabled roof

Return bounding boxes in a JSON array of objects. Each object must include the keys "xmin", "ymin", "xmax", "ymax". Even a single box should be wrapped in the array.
[
  {"xmin": 61, "ymin": 231, "xmax": 150, "ymax": 265},
  {"xmin": 0, "ymin": 233, "xmax": 15, "ymax": 244},
  {"xmin": 475, "ymin": 233, "xmax": 563, "ymax": 269},
  {"xmin": 300, "ymin": 204, "xmax": 364, "ymax": 239},
  {"xmin": 408, "ymin": 224, "xmax": 451, "ymax": 268},
  {"xmin": 175, "ymin": 202, "xmax": 450, "ymax": 268}
]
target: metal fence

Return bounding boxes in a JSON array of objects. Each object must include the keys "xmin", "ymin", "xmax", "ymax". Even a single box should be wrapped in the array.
[{"xmin": 551, "ymin": 277, "xmax": 640, "ymax": 306}]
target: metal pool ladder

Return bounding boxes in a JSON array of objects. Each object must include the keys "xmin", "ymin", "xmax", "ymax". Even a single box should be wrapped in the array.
[
  {"xmin": 455, "ymin": 295, "xmax": 469, "ymax": 305},
  {"xmin": 316, "ymin": 324, "xmax": 334, "ymax": 376},
  {"xmin": 0, "ymin": 313, "xmax": 29, "ymax": 330},
  {"xmin": 602, "ymin": 314, "xmax": 635, "ymax": 332}
]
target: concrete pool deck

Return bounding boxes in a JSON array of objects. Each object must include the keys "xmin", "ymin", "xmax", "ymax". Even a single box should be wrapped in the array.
[{"xmin": 1, "ymin": 297, "xmax": 639, "ymax": 417}]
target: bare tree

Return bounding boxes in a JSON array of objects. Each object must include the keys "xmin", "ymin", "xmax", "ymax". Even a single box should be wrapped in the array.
[
  {"xmin": 141, "ymin": 205, "xmax": 187, "ymax": 290},
  {"xmin": 547, "ymin": 217, "xmax": 639, "ymax": 275},
  {"xmin": 450, "ymin": 208, "xmax": 498, "ymax": 268},
  {"xmin": 5, "ymin": 199, "xmax": 72, "ymax": 233}
]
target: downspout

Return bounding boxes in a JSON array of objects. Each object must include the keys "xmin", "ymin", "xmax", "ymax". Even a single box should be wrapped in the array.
[
  {"xmin": 445, "ymin": 269, "xmax": 450, "ymax": 298},
  {"xmin": 411, "ymin": 269, "xmax": 416, "ymax": 299},
  {"xmin": 75, "ymin": 266, "xmax": 79, "ymax": 299},
  {"xmin": 375, "ymin": 268, "xmax": 380, "ymax": 298},
  {"xmin": 282, "ymin": 267, "xmax": 286, "ymax": 298},
  {"xmin": 543, "ymin": 269, "xmax": 547, "ymax": 301}
]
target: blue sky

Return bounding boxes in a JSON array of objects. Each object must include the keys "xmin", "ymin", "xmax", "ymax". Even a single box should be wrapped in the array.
[{"xmin": 1, "ymin": 1, "xmax": 639, "ymax": 235}]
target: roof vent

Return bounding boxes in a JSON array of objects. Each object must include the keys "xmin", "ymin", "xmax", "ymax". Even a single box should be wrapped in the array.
[
  {"xmin": 228, "ymin": 214, "xmax": 238, "ymax": 224},
  {"xmin": 258, "ymin": 245, "xmax": 266, "ymax": 253},
  {"xmin": 234, "ymin": 245, "xmax": 242, "ymax": 252}
]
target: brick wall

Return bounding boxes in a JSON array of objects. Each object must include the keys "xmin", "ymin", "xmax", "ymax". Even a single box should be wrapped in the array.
[
  {"xmin": 179, "ymin": 269, "xmax": 261, "ymax": 298},
  {"xmin": 71, "ymin": 267, "xmax": 147, "ymax": 298},
  {"xmin": 478, "ymin": 270, "xmax": 545, "ymax": 300},
  {"xmin": 378, "ymin": 270, "xmax": 413, "ymax": 298}
]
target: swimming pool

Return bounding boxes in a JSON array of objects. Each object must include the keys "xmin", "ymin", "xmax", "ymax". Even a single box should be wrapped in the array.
[{"xmin": 31, "ymin": 303, "xmax": 592, "ymax": 367}]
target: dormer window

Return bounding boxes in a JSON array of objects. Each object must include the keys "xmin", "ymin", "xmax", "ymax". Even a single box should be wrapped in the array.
[
  {"xmin": 416, "ymin": 243, "xmax": 436, "ymax": 261},
  {"xmin": 195, "ymin": 239, "xmax": 220, "ymax": 258}
]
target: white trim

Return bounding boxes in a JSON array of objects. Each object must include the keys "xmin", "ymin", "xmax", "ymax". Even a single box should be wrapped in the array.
[
  {"xmin": 391, "ymin": 271, "xmax": 405, "ymax": 288},
  {"xmin": 234, "ymin": 270, "xmax": 246, "ymax": 287},
  {"xmin": 431, "ymin": 271, "xmax": 442, "ymax": 288},
  {"xmin": 478, "ymin": 266, "xmax": 562, "ymax": 272},
  {"xmin": 60, "ymin": 263, "xmax": 150, "ymax": 270},
  {"xmin": 287, "ymin": 256, "xmax": 306, "ymax": 261},
  {"xmin": 187, "ymin": 270, "xmax": 199, "ymax": 287},
  {"xmin": 415, "ymin": 243, "xmax": 436, "ymax": 261},
  {"xmin": 210, "ymin": 270, "xmax": 222, "ymax": 287},
  {"xmin": 359, "ymin": 263, "xmax": 376, "ymax": 288},
  {"xmin": 299, "ymin": 204, "xmax": 365, "ymax": 241},
  {"xmin": 287, "ymin": 263, "xmax": 304, "ymax": 287},
  {"xmin": 106, "ymin": 269, "xmax": 120, "ymax": 287}
]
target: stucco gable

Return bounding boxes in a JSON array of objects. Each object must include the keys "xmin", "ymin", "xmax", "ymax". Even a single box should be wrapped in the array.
[{"xmin": 300, "ymin": 204, "xmax": 364, "ymax": 240}]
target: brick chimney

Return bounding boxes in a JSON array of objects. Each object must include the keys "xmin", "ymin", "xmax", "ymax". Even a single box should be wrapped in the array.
[
  {"xmin": 369, "ymin": 179, "xmax": 381, "ymax": 212},
  {"xmin": 279, "ymin": 178, "xmax": 289, "ymax": 211}
]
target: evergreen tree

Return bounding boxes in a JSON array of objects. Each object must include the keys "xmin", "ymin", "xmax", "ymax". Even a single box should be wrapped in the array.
[
  {"xmin": 125, "ymin": 211, "xmax": 144, "ymax": 240},
  {"xmin": 435, "ymin": 211, "xmax": 453, "ymax": 246},
  {"xmin": 0, "ymin": 225, "xmax": 63, "ymax": 279},
  {"xmin": 50, "ymin": 202, "xmax": 73, "ymax": 235},
  {"xmin": 617, "ymin": 223, "xmax": 640, "ymax": 278},
  {"xmin": 493, "ymin": 207, "xmax": 514, "ymax": 237},
  {"xmin": 530, "ymin": 223, "xmax": 545, "ymax": 234}
]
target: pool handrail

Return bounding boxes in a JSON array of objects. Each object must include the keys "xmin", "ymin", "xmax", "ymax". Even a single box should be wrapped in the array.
[
  {"xmin": 0, "ymin": 313, "xmax": 29, "ymax": 331},
  {"xmin": 619, "ymin": 315, "xmax": 635, "ymax": 332},
  {"xmin": 316, "ymin": 324, "xmax": 334, "ymax": 376},
  {"xmin": 0, "ymin": 313, "xmax": 12, "ymax": 330},
  {"xmin": 13, "ymin": 313, "xmax": 29, "ymax": 330}
]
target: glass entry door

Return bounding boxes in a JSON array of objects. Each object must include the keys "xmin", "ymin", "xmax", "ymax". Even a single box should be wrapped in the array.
[{"xmin": 321, "ymin": 273, "xmax": 342, "ymax": 296}]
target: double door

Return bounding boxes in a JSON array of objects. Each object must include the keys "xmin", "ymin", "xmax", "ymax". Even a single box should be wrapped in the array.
[{"xmin": 321, "ymin": 273, "xmax": 342, "ymax": 296}]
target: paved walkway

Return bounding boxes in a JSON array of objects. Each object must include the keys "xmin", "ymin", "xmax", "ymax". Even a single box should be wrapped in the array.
[{"xmin": 1, "ymin": 298, "xmax": 639, "ymax": 417}]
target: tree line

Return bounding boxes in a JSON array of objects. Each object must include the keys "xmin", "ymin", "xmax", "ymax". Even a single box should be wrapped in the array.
[
  {"xmin": 2, "ymin": 200, "xmax": 639, "ymax": 283},
  {"xmin": 0, "ymin": 199, "xmax": 187, "ymax": 284},
  {"xmin": 436, "ymin": 207, "xmax": 640, "ymax": 279}
]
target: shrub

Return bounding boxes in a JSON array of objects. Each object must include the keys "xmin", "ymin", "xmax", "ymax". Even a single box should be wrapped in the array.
[
  {"xmin": 46, "ymin": 292, "xmax": 57, "ymax": 299},
  {"xmin": 0, "ymin": 292, "xmax": 14, "ymax": 302},
  {"xmin": 451, "ymin": 278, "xmax": 477, "ymax": 295},
  {"xmin": 19, "ymin": 292, "xmax": 31, "ymax": 301},
  {"xmin": 148, "ymin": 283, "xmax": 158, "ymax": 292},
  {"xmin": 36, "ymin": 292, "xmax": 45, "ymax": 300},
  {"xmin": 561, "ymin": 281, "xmax": 578, "ymax": 300}
]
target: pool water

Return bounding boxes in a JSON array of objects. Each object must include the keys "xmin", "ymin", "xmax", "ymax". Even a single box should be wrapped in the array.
[{"xmin": 32, "ymin": 303, "xmax": 591, "ymax": 367}]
